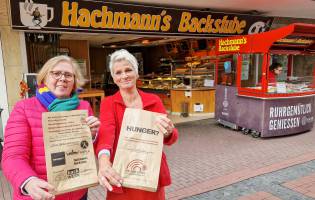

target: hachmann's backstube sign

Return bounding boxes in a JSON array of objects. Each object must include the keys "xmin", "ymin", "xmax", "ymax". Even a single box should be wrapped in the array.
[{"xmin": 11, "ymin": 0, "xmax": 273, "ymax": 36}]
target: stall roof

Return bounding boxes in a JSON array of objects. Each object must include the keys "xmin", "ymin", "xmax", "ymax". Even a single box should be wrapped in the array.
[{"xmin": 216, "ymin": 23, "xmax": 315, "ymax": 54}]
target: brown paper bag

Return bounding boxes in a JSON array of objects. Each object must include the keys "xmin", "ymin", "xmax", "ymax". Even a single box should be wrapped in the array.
[
  {"xmin": 112, "ymin": 108, "xmax": 164, "ymax": 192},
  {"xmin": 42, "ymin": 110, "xmax": 98, "ymax": 195}
]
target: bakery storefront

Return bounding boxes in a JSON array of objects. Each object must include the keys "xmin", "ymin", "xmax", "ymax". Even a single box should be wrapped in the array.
[{"xmin": 8, "ymin": 0, "xmax": 273, "ymax": 118}]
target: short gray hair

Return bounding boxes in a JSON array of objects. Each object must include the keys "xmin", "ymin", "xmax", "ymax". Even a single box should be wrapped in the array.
[{"xmin": 109, "ymin": 49, "xmax": 138, "ymax": 76}]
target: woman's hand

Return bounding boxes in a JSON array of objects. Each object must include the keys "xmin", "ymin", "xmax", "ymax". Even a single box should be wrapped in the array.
[
  {"xmin": 155, "ymin": 115, "xmax": 174, "ymax": 138},
  {"xmin": 98, "ymin": 155, "xmax": 123, "ymax": 191},
  {"xmin": 85, "ymin": 116, "xmax": 100, "ymax": 138},
  {"xmin": 24, "ymin": 178, "xmax": 55, "ymax": 200}
]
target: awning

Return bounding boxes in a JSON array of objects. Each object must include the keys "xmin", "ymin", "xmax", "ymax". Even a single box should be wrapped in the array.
[{"xmin": 216, "ymin": 23, "xmax": 315, "ymax": 54}]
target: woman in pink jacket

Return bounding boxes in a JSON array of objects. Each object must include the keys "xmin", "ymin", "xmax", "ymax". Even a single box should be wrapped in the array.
[{"xmin": 2, "ymin": 56, "xmax": 100, "ymax": 200}]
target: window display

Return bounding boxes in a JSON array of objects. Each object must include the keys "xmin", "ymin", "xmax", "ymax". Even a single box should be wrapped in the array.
[
  {"xmin": 217, "ymin": 54, "xmax": 237, "ymax": 86},
  {"xmin": 238, "ymin": 53, "xmax": 315, "ymax": 95},
  {"xmin": 172, "ymin": 56, "xmax": 215, "ymax": 89},
  {"xmin": 137, "ymin": 77, "xmax": 176, "ymax": 90}
]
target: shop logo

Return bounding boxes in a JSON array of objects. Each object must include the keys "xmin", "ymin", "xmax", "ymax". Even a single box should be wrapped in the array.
[
  {"xmin": 222, "ymin": 87, "xmax": 229, "ymax": 116},
  {"xmin": 19, "ymin": 0, "xmax": 54, "ymax": 29},
  {"xmin": 218, "ymin": 37, "xmax": 247, "ymax": 52},
  {"xmin": 80, "ymin": 140, "xmax": 89, "ymax": 149},
  {"xmin": 223, "ymin": 87, "xmax": 229, "ymax": 108},
  {"xmin": 301, "ymin": 116, "xmax": 314, "ymax": 126},
  {"xmin": 67, "ymin": 168, "xmax": 80, "ymax": 179},
  {"xmin": 126, "ymin": 159, "xmax": 146, "ymax": 174},
  {"xmin": 51, "ymin": 152, "xmax": 66, "ymax": 167},
  {"xmin": 248, "ymin": 20, "xmax": 272, "ymax": 34}
]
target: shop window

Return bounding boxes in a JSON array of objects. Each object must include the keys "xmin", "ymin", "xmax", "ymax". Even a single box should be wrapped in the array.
[
  {"xmin": 265, "ymin": 54, "xmax": 315, "ymax": 94},
  {"xmin": 240, "ymin": 54, "xmax": 263, "ymax": 88},
  {"xmin": 197, "ymin": 39, "xmax": 208, "ymax": 50},
  {"xmin": 179, "ymin": 40, "xmax": 190, "ymax": 52},
  {"xmin": 25, "ymin": 33, "xmax": 60, "ymax": 73},
  {"xmin": 292, "ymin": 55, "xmax": 315, "ymax": 78},
  {"xmin": 165, "ymin": 43, "xmax": 178, "ymax": 54},
  {"xmin": 217, "ymin": 54, "xmax": 237, "ymax": 86},
  {"xmin": 270, "ymin": 54, "xmax": 288, "ymax": 81},
  {"xmin": 288, "ymin": 54, "xmax": 315, "ymax": 93}
]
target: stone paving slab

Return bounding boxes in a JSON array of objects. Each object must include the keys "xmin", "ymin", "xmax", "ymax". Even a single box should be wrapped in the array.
[
  {"xmin": 238, "ymin": 191, "xmax": 282, "ymax": 200},
  {"xmin": 167, "ymin": 151, "xmax": 315, "ymax": 200},
  {"xmin": 165, "ymin": 119, "xmax": 315, "ymax": 199},
  {"xmin": 185, "ymin": 160, "xmax": 315, "ymax": 200},
  {"xmin": 283, "ymin": 173, "xmax": 315, "ymax": 198}
]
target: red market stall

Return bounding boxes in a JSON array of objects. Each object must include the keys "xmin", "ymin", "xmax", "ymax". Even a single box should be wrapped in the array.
[{"xmin": 215, "ymin": 23, "xmax": 315, "ymax": 137}]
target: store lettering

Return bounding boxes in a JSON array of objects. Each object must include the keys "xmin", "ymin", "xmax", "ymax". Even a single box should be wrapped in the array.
[
  {"xmin": 178, "ymin": 12, "xmax": 246, "ymax": 34},
  {"xmin": 61, "ymin": 1, "xmax": 172, "ymax": 31},
  {"xmin": 126, "ymin": 125, "xmax": 159, "ymax": 135},
  {"xmin": 218, "ymin": 37, "xmax": 247, "ymax": 52},
  {"xmin": 269, "ymin": 118, "xmax": 300, "ymax": 130},
  {"xmin": 268, "ymin": 104, "xmax": 312, "ymax": 131},
  {"xmin": 269, "ymin": 104, "xmax": 312, "ymax": 118}
]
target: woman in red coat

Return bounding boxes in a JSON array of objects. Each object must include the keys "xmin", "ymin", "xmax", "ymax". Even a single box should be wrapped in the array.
[{"xmin": 95, "ymin": 49, "xmax": 178, "ymax": 200}]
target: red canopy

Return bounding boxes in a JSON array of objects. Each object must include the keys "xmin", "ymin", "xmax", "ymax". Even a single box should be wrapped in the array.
[{"xmin": 216, "ymin": 23, "xmax": 315, "ymax": 55}]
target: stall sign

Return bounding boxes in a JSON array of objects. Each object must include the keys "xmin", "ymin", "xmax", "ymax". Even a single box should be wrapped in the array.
[
  {"xmin": 217, "ymin": 36, "xmax": 249, "ymax": 53},
  {"xmin": 276, "ymin": 38, "xmax": 314, "ymax": 45},
  {"xmin": 268, "ymin": 103, "xmax": 313, "ymax": 132},
  {"xmin": 10, "ymin": 0, "xmax": 273, "ymax": 37}
]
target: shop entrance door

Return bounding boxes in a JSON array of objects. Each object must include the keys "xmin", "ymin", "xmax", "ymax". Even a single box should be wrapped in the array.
[{"xmin": 0, "ymin": 35, "xmax": 9, "ymax": 140}]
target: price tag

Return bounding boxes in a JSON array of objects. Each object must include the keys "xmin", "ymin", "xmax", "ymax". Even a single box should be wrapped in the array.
[
  {"xmin": 185, "ymin": 91, "xmax": 191, "ymax": 97},
  {"xmin": 276, "ymin": 82, "xmax": 287, "ymax": 93},
  {"xmin": 194, "ymin": 103, "xmax": 204, "ymax": 112},
  {"xmin": 204, "ymin": 79, "xmax": 214, "ymax": 87}
]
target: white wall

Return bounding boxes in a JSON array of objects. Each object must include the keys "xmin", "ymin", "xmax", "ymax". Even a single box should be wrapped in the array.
[{"xmin": 0, "ymin": 35, "xmax": 9, "ymax": 138}]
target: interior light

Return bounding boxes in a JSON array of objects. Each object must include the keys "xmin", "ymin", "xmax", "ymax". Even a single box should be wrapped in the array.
[{"xmin": 142, "ymin": 40, "xmax": 150, "ymax": 44}]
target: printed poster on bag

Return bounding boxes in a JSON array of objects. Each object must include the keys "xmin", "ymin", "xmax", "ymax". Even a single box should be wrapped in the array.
[
  {"xmin": 112, "ymin": 108, "xmax": 164, "ymax": 192},
  {"xmin": 42, "ymin": 110, "xmax": 98, "ymax": 195}
]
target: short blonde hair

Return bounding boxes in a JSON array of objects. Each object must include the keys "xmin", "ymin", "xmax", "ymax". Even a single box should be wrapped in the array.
[
  {"xmin": 109, "ymin": 49, "xmax": 138, "ymax": 76},
  {"xmin": 37, "ymin": 55, "xmax": 85, "ymax": 91}
]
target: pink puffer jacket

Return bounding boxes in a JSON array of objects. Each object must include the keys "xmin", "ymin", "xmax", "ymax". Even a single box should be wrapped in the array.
[{"xmin": 2, "ymin": 97, "xmax": 93, "ymax": 200}]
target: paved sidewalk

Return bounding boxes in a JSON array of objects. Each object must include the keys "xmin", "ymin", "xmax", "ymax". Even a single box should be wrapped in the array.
[
  {"xmin": 185, "ymin": 160, "xmax": 315, "ymax": 200},
  {"xmin": 164, "ymin": 119, "xmax": 315, "ymax": 199}
]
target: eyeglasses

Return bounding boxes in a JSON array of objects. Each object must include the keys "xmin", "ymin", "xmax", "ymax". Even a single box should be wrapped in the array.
[{"xmin": 49, "ymin": 71, "xmax": 75, "ymax": 81}]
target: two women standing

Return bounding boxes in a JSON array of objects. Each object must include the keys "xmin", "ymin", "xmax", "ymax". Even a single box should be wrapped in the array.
[{"xmin": 2, "ymin": 49, "xmax": 177, "ymax": 200}]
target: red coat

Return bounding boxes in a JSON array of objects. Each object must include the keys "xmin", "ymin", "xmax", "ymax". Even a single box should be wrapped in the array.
[
  {"xmin": 268, "ymin": 71, "xmax": 277, "ymax": 84},
  {"xmin": 95, "ymin": 90, "xmax": 178, "ymax": 190}
]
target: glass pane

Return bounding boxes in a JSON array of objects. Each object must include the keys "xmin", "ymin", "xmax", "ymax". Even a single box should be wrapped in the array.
[
  {"xmin": 270, "ymin": 54, "xmax": 288, "ymax": 81},
  {"xmin": 267, "ymin": 54, "xmax": 315, "ymax": 94},
  {"xmin": 217, "ymin": 54, "xmax": 237, "ymax": 86},
  {"xmin": 288, "ymin": 54, "xmax": 315, "ymax": 93},
  {"xmin": 240, "ymin": 54, "xmax": 263, "ymax": 89}
]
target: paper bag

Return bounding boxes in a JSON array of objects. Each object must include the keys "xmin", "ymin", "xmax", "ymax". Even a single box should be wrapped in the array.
[
  {"xmin": 112, "ymin": 108, "xmax": 164, "ymax": 192},
  {"xmin": 42, "ymin": 110, "xmax": 98, "ymax": 195}
]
